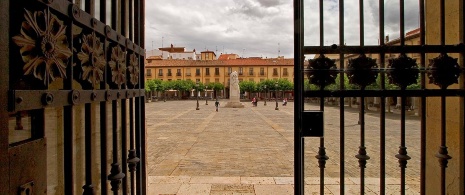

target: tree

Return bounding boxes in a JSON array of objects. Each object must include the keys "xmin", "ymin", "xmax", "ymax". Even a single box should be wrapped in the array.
[
  {"xmin": 239, "ymin": 80, "xmax": 256, "ymax": 99},
  {"xmin": 208, "ymin": 82, "xmax": 224, "ymax": 99}
]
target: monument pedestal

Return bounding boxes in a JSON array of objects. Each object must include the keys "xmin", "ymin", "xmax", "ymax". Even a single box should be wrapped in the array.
[{"xmin": 224, "ymin": 102, "xmax": 245, "ymax": 108}]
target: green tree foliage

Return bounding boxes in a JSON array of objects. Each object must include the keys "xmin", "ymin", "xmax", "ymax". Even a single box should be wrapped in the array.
[{"xmin": 207, "ymin": 82, "xmax": 224, "ymax": 99}]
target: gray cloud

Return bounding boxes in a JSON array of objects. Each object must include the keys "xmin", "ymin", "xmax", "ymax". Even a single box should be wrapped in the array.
[{"xmin": 146, "ymin": 1, "xmax": 419, "ymax": 58}]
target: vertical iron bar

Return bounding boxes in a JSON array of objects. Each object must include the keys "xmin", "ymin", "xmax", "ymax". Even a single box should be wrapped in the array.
[
  {"xmin": 379, "ymin": 1, "xmax": 386, "ymax": 194},
  {"xmin": 440, "ymin": 0, "xmax": 445, "ymax": 45},
  {"xmin": 100, "ymin": 0, "xmax": 108, "ymax": 194},
  {"xmin": 83, "ymin": 104, "xmax": 94, "ymax": 194},
  {"xmin": 111, "ymin": 0, "xmax": 117, "ymax": 31},
  {"xmin": 129, "ymin": 0, "xmax": 133, "ymax": 41},
  {"xmin": 121, "ymin": 0, "xmax": 128, "ymax": 194},
  {"xmin": 360, "ymin": 0, "xmax": 364, "ymax": 46},
  {"xmin": 339, "ymin": 1, "xmax": 345, "ymax": 194},
  {"xmin": 140, "ymin": 0, "xmax": 147, "ymax": 193},
  {"xmin": 64, "ymin": 7, "xmax": 75, "ymax": 195},
  {"xmin": 293, "ymin": 0, "xmax": 304, "ymax": 193},
  {"xmin": 134, "ymin": 0, "xmax": 142, "ymax": 193},
  {"xmin": 360, "ymin": 95, "xmax": 366, "ymax": 195},
  {"xmin": 396, "ymin": 95, "xmax": 411, "ymax": 195},
  {"xmin": 111, "ymin": 101, "xmax": 119, "ymax": 195},
  {"xmin": 419, "ymin": 0, "xmax": 426, "ymax": 194},
  {"xmin": 129, "ymin": 99, "xmax": 136, "ymax": 195},
  {"xmin": 440, "ymin": 95, "xmax": 446, "ymax": 194},
  {"xmin": 400, "ymin": 0, "xmax": 405, "ymax": 46},
  {"xmin": 359, "ymin": 1, "xmax": 366, "ymax": 194},
  {"xmin": 121, "ymin": 99, "xmax": 128, "ymax": 195},
  {"xmin": 439, "ymin": 1, "xmax": 448, "ymax": 195},
  {"xmin": 85, "ymin": 0, "xmax": 95, "ymax": 16},
  {"xmin": 319, "ymin": 0, "xmax": 324, "ymax": 47}
]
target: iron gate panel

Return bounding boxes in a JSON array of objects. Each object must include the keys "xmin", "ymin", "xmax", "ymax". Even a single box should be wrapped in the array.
[
  {"xmin": 294, "ymin": 1, "xmax": 464, "ymax": 195},
  {"xmin": 6, "ymin": 0, "xmax": 146, "ymax": 194}
]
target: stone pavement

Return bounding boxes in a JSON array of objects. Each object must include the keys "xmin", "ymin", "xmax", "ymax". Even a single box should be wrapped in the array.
[{"xmin": 146, "ymin": 100, "xmax": 421, "ymax": 194}]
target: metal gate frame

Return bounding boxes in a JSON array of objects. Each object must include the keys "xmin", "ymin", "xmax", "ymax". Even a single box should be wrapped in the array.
[
  {"xmin": 4, "ymin": 0, "xmax": 146, "ymax": 194},
  {"xmin": 294, "ymin": 1, "xmax": 464, "ymax": 195}
]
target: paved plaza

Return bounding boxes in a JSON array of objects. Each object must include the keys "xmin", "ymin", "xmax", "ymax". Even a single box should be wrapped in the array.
[{"xmin": 146, "ymin": 100, "xmax": 421, "ymax": 194}]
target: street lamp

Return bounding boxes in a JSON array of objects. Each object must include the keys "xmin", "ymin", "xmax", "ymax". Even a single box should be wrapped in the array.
[
  {"xmin": 275, "ymin": 82, "xmax": 279, "ymax": 110},
  {"xmin": 205, "ymin": 86, "xmax": 208, "ymax": 105},
  {"xmin": 196, "ymin": 81, "xmax": 200, "ymax": 110},
  {"xmin": 264, "ymin": 85, "xmax": 267, "ymax": 106}
]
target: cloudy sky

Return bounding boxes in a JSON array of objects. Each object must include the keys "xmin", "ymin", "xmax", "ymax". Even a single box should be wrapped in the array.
[{"xmin": 145, "ymin": 0, "xmax": 419, "ymax": 59}]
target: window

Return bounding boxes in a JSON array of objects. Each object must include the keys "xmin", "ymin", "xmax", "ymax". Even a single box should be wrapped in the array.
[
  {"xmin": 176, "ymin": 69, "xmax": 181, "ymax": 76},
  {"xmin": 196, "ymin": 68, "xmax": 200, "ymax": 76},
  {"xmin": 215, "ymin": 68, "xmax": 220, "ymax": 75},
  {"xmin": 146, "ymin": 69, "xmax": 152, "ymax": 76},
  {"xmin": 205, "ymin": 68, "xmax": 210, "ymax": 76},
  {"xmin": 239, "ymin": 67, "xmax": 243, "ymax": 75},
  {"xmin": 260, "ymin": 68, "xmax": 265, "ymax": 76},
  {"xmin": 248, "ymin": 68, "xmax": 254, "ymax": 76},
  {"xmin": 228, "ymin": 67, "xmax": 232, "ymax": 75},
  {"xmin": 273, "ymin": 68, "xmax": 278, "ymax": 76},
  {"xmin": 186, "ymin": 68, "xmax": 191, "ymax": 76},
  {"xmin": 206, "ymin": 53, "xmax": 209, "ymax": 59},
  {"xmin": 283, "ymin": 68, "xmax": 288, "ymax": 76},
  {"xmin": 158, "ymin": 69, "xmax": 163, "ymax": 76},
  {"xmin": 167, "ymin": 69, "xmax": 172, "ymax": 76}
]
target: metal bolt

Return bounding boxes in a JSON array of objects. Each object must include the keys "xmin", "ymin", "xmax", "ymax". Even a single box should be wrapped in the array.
[
  {"xmin": 117, "ymin": 92, "xmax": 121, "ymax": 98},
  {"xmin": 91, "ymin": 92, "xmax": 97, "ymax": 101},
  {"xmin": 91, "ymin": 18, "xmax": 97, "ymax": 28},
  {"xmin": 43, "ymin": 93, "xmax": 54, "ymax": 105},
  {"xmin": 16, "ymin": 97, "xmax": 23, "ymax": 104}
]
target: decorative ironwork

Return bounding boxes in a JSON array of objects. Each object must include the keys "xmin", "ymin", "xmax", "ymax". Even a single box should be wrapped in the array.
[
  {"xmin": 128, "ymin": 54, "xmax": 139, "ymax": 86},
  {"xmin": 355, "ymin": 146, "xmax": 370, "ymax": 168},
  {"xmin": 346, "ymin": 54, "xmax": 378, "ymax": 88},
  {"xmin": 12, "ymin": 9, "xmax": 72, "ymax": 85},
  {"xmin": 436, "ymin": 146, "xmax": 452, "ymax": 168},
  {"xmin": 108, "ymin": 163, "xmax": 125, "ymax": 191},
  {"xmin": 387, "ymin": 54, "xmax": 419, "ymax": 89},
  {"xmin": 315, "ymin": 146, "xmax": 329, "ymax": 168},
  {"xmin": 127, "ymin": 150, "xmax": 140, "ymax": 172},
  {"xmin": 427, "ymin": 53, "xmax": 461, "ymax": 89},
  {"xmin": 78, "ymin": 32, "xmax": 105, "ymax": 88},
  {"xmin": 396, "ymin": 146, "xmax": 411, "ymax": 168},
  {"xmin": 109, "ymin": 45, "xmax": 127, "ymax": 88},
  {"xmin": 307, "ymin": 55, "xmax": 337, "ymax": 88}
]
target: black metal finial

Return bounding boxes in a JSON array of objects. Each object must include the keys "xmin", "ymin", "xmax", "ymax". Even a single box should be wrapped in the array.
[
  {"xmin": 307, "ymin": 55, "xmax": 337, "ymax": 89},
  {"xmin": 427, "ymin": 53, "xmax": 461, "ymax": 89},
  {"xmin": 315, "ymin": 146, "xmax": 329, "ymax": 168},
  {"xmin": 387, "ymin": 54, "xmax": 419, "ymax": 89},
  {"xmin": 108, "ymin": 163, "xmax": 125, "ymax": 191},
  {"xmin": 127, "ymin": 150, "xmax": 140, "ymax": 172},
  {"xmin": 355, "ymin": 146, "xmax": 370, "ymax": 168},
  {"xmin": 346, "ymin": 54, "xmax": 378, "ymax": 89}
]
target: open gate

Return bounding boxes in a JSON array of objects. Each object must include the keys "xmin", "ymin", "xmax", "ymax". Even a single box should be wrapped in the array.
[
  {"xmin": 294, "ymin": 1, "xmax": 464, "ymax": 195},
  {"xmin": 2, "ymin": 0, "xmax": 146, "ymax": 194}
]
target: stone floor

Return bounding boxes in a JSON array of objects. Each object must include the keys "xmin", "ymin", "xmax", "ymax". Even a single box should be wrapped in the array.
[{"xmin": 146, "ymin": 100, "xmax": 421, "ymax": 194}]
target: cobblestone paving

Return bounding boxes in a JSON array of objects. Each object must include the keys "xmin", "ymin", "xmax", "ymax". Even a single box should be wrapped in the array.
[{"xmin": 146, "ymin": 100, "xmax": 421, "ymax": 194}]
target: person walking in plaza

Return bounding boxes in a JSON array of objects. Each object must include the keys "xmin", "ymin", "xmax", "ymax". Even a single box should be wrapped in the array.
[{"xmin": 215, "ymin": 100, "xmax": 220, "ymax": 112}]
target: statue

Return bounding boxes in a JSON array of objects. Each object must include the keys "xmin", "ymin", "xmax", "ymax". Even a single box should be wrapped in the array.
[{"xmin": 224, "ymin": 71, "xmax": 244, "ymax": 108}]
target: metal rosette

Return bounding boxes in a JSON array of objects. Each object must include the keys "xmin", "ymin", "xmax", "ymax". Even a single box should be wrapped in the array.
[
  {"xmin": 427, "ymin": 53, "xmax": 461, "ymax": 89},
  {"xmin": 307, "ymin": 55, "xmax": 337, "ymax": 89},
  {"xmin": 387, "ymin": 54, "xmax": 419, "ymax": 89},
  {"xmin": 346, "ymin": 54, "xmax": 378, "ymax": 89}
]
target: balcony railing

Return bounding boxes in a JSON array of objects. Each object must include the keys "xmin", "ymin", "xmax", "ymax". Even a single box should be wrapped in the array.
[
  {"xmin": 283, "ymin": 72, "xmax": 288, "ymax": 76},
  {"xmin": 195, "ymin": 73, "xmax": 200, "ymax": 76},
  {"xmin": 167, "ymin": 73, "xmax": 172, "ymax": 76},
  {"xmin": 176, "ymin": 73, "xmax": 181, "ymax": 76},
  {"xmin": 249, "ymin": 72, "xmax": 254, "ymax": 76},
  {"xmin": 215, "ymin": 72, "xmax": 220, "ymax": 76},
  {"xmin": 260, "ymin": 72, "xmax": 265, "ymax": 76},
  {"xmin": 158, "ymin": 73, "xmax": 163, "ymax": 76}
]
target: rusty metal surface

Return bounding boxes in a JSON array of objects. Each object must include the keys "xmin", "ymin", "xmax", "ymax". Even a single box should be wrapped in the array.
[
  {"xmin": 9, "ymin": 89, "xmax": 145, "ymax": 112},
  {"xmin": 9, "ymin": 138, "xmax": 46, "ymax": 195}
]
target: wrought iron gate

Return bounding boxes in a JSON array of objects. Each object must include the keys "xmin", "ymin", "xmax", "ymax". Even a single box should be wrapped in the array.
[
  {"xmin": 294, "ymin": 1, "xmax": 464, "ymax": 195},
  {"xmin": 3, "ymin": 0, "xmax": 146, "ymax": 194}
]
